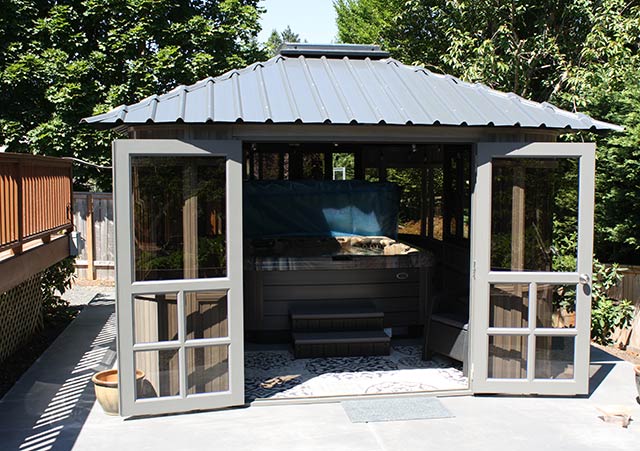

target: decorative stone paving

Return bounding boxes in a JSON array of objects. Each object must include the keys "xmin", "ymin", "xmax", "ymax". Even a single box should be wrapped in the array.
[{"xmin": 245, "ymin": 343, "xmax": 467, "ymax": 402}]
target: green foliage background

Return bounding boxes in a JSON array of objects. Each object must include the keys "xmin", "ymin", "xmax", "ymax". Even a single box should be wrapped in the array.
[
  {"xmin": 335, "ymin": 0, "xmax": 640, "ymax": 265},
  {"xmin": 265, "ymin": 25, "xmax": 303, "ymax": 57},
  {"xmin": 0, "ymin": 0, "xmax": 265, "ymax": 190}
]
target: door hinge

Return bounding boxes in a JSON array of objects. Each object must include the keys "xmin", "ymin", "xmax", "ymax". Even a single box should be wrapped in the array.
[{"xmin": 472, "ymin": 261, "xmax": 477, "ymax": 280}]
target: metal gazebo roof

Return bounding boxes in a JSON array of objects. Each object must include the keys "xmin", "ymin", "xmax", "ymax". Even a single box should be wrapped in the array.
[{"xmin": 82, "ymin": 44, "xmax": 621, "ymax": 131}]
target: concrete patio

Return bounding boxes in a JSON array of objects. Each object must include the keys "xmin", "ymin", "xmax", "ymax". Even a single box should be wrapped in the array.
[{"xmin": 0, "ymin": 290, "xmax": 638, "ymax": 451}]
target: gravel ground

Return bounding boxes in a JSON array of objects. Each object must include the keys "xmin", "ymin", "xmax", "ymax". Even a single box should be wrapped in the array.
[{"xmin": 59, "ymin": 283, "xmax": 115, "ymax": 306}]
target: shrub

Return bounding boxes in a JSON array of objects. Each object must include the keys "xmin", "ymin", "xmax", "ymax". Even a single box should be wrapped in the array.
[
  {"xmin": 590, "ymin": 260, "xmax": 635, "ymax": 345},
  {"xmin": 40, "ymin": 257, "xmax": 77, "ymax": 325}
]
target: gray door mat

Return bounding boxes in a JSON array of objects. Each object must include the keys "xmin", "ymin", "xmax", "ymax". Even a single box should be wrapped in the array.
[{"xmin": 341, "ymin": 396, "xmax": 454, "ymax": 423}]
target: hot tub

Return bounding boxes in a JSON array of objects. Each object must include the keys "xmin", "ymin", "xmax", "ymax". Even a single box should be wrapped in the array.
[{"xmin": 243, "ymin": 236, "xmax": 435, "ymax": 341}]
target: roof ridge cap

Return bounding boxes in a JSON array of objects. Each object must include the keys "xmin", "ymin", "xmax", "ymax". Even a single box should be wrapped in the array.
[{"xmin": 214, "ymin": 55, "xmax": 283, "ymax": 82}]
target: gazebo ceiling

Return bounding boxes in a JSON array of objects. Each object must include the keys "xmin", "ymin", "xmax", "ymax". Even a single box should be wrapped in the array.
[{"xmin": 82, "ymin": 44, "xmax": 621, "ymax": 132}]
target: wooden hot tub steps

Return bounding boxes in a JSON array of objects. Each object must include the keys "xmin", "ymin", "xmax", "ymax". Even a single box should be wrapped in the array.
[
  {"xmin": 290, "ymin": 303, "xmax": 390, "ymax": 358},
  {"xmin": 292, "ymin": 331, "xmax": 391, "ymax": 358},
  {"xmin": 290, "ymin": 303, "xmax": 384, "ymax": 332}
]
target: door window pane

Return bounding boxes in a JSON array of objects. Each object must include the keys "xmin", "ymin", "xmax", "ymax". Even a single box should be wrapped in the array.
[
  {"xmin": 490, "ymin": 158, "xmax": 578, "ymax": 272},
  {"xmin": 185, "ymin": 290, "xmax": 228, "ymax": 340},
  {"xmin": 443, "ymin": 146, "xmax": 471, "ymax": 241},
  {"xmin": 132, "ymin": 156, "xmax": 226, "ymax": 281},
  {"xmin": 332, "ymin": 153, "xmax": 354, "ymax": 180},
  {"xmin": 364, "ymin": 167, "xmax": 380, "ymax": 182},
  {"xmin": 431, "ymin": 166, "xmax": 444, "ymax": 241},
  {"xmin": 535, "ymin": 336, "xmax": 574, "ymax": 379},
  {"xmin": 489, "ymin": 284, "xmax": 529, "ymax": 328},
  {"xmin": 536, "ymin": 284, "xmax": 577, "ymax": 328},
  {"xmin": 301, "ymin": 152, "xmax": 326, "ymax": 180},
  {"xmin": 254, "ymin": 151, "xmax": 282, "ymax": 180},
  {"xmin": 388, "ymin": 167, "xmax": 424, "ymax": 236},
  {"xmin": 135, "ymin": 349, "xmax": 180, "ymax": 399},
  {"xmin": 186, "ymin": 346, "xmax": 229, "ymax": 394},
  {"xmin": 134, "ymin": 293, "xmax": 178, "ymax": 344},
  {"xmin": 488, "ymin": 335, "xmax": 528, "ymax": 379}
]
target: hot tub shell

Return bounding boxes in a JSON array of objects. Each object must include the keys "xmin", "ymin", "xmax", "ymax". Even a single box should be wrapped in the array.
[{"xmin": 243, "ymin": 236, "xmax": 435, "ymax": 341}]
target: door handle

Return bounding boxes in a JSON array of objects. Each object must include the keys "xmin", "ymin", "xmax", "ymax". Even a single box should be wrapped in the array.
[{"xmin": 579, "ymin": 274, "xmax": 590, "ymax": 284}]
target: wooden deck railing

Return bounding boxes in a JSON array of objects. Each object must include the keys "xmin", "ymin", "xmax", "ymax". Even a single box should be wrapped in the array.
[{"xmin": 0, "ymin": 152, "xmax": 73, "ymax": 255}]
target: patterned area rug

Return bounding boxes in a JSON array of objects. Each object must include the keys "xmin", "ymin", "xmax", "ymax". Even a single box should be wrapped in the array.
[{"xmin": 245, "ymin": 343, "xmax": 467, "ymax": 402}]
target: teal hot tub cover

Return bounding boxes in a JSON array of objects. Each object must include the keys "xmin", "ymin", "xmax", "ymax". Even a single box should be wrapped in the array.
[{"xmin": 243, "ymin": 180, "xmax": 400, "ymax": 239}]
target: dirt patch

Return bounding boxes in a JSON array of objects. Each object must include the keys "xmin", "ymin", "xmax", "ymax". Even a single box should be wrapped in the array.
[
  {"xmin": 0, "ymin": 306, "xmax": 82, "ymax": 399},
  {"xmin": 592, "ymin": 342, "xmax": 640, "ymax": 365}
]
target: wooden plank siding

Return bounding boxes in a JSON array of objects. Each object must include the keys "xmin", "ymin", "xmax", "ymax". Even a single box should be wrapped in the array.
[
  {"xmin": 0, "ymin": 153, "xmax": 72, "ymax": 254},
  {"xmin": 0, "ymin": 153, "xmax": 72, "ymax": 293}
]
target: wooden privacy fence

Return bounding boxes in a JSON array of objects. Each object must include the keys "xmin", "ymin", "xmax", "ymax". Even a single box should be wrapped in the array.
[
  {"xmin": 73, "ymin": 192, "xmax": 114, "ymax": 281},
  {"xmin": 0, "ymin": 153, "xmax": 73, "ymax": 256},
  {"xmin": 607, "ymin": 265, "xmax": 640, "ymax": 353}
]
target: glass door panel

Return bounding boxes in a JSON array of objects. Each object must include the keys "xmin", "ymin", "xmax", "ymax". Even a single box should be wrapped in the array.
[
  {"xmin": 488, "ymin": 335, "xmax": 528, "ymax": 379},
  {"xmin": 186, "ymin": 346, "xmax": 230, "ymax": 395},
  {"xmin": 471, "ymin": 142, "xmax": 594, "ymax": 395},
  {"xmin": 114, "ymin": 140, "xmax": 244, "ymax": 416},
  {"xmin": 132, "ymin": 156, "xmax": 227, "ymax": 281},
  {"xmin": 490, "ymin": 158, "xmax": 578, "ymax": 272}
]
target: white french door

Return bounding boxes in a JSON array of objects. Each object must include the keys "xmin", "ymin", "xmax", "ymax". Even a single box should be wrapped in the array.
[
  {"xmin": 113, "ymin": 139, "xmax": 244, "ymax": 416},
  {"xmin": 470, "ymin": 142, "xmax": 595, "ymax": 395}
]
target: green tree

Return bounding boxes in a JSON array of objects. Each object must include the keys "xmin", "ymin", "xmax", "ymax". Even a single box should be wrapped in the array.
[
  {"xmin": 336, "ymin": 0, "xmax": 595, "ymax": 101},
  {"xmin": 265, "ymin": 25, "xmax": 303, "ymax": 57},
  {"xmin": 335, "ymin": 0, "xmax": 640, "ymax": 264},
  {"xmin": 0, "ymin": 0, "xmax": 265, "ymax": 190},
  {"xmin": 558, "ymin": 1, "xmax": 640, "ymax": 263},
  {"xmin": 335, "ymin": 0, "xmax": 400, "ymax": 46}
]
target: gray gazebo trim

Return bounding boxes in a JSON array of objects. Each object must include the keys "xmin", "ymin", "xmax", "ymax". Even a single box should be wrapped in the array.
[{"xmin": 87, "ymin": 44, "xmax": 616, "ymax": 416}]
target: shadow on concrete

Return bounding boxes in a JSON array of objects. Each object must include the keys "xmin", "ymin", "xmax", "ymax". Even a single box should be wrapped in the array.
[
  {"xmin": 0, "ymin": 294, "xmax": 117, "ymax": 451},
  {"xmin": 475, "ymin": 345, "xmax": 623, "ymax": 400},
  {"xmin": 588, "ymin": 345, "xmax": 622, "ymax": 397}
]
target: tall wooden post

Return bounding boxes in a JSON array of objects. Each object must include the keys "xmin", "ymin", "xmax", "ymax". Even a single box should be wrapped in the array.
[
  {"xmin": 511, "ymin": 167, "xmax": 526, "ymax": 378},
  {"xmin": 87, "ymin": 193, "xmax": 95, "ymax": 280},
  {"xmin": 511, "ymin": 167, "xmax": 526, "ymax": 271},
  {"xmin": 183, "ymin": 164, "xmax": 198, "ymax": 279},
  {"xmin": 182, "ymin": 163, "xmax": 199, "ymax": 393},
  {"xmin": 492, "ymin": 166, "xmax": 528, "ymax": 379}
]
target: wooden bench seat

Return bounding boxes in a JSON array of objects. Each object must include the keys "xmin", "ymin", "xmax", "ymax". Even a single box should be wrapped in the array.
[{"xmin": 425, "ymin": 293, "xmax": 469, "ymax": 375}]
